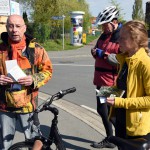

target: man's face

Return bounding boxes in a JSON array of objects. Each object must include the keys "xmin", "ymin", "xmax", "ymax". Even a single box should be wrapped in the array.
[
  {"xmin": 6, "ymin": 15, "xmax": 26, "ymax": 42},
  {"xmin": 102, "ymin": 22, "xmax": 114, "ymax": 34}
]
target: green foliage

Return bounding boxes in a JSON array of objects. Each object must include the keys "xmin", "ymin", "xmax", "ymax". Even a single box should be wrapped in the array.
[
  {"xmin": 17, "ymin": 0, "xmax": 91, "ymax": 43},
  {"xmin": 32, "ymin": 22, "xmax": 51, "ymax": 43},
  {"xmin": 85, "ymin": 33, "xmax": 99, "ymax": 44},
  {"xmin": 109, "ymin": 0, "xmax": 125, "ymax": 22},
  {"xmin": 17, "ymin": 0, "xmax": 91, "ymax": 42},
  {"xmin": 132, "ymin": 0, "xmax": 144, "ymax": 21},
  {"xmin": 23, "ymin": 11, "xmax": 28, "ymax": 24}
]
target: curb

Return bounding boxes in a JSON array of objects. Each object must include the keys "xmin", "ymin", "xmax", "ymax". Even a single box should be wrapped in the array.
[{"xmin": 39, "ymin": 91, "xmax": 106, "ymax": 137}]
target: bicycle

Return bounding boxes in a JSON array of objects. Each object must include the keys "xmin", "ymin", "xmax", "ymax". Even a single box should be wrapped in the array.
[
  {"xmin": 8, "ymin": 87, "xmax": 76, "ymax": 150},
  {"xmin": 108, "ymin": 136, "xmax": 150, "ymax": 150}
]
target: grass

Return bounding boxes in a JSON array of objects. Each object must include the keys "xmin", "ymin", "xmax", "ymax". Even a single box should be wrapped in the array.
[{"xmin": 41, "ymin": 34, "xmax": 99, "ymax": 51}]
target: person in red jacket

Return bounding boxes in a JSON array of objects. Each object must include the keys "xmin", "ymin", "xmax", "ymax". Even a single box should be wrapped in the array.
[{"xmin": 91, "ymin": 6, "xmax": 121, "ymax": 148}]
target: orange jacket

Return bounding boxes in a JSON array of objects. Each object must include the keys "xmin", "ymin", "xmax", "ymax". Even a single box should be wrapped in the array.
[{"xmin": 0, "ymin": 32, "xmax": 53, "ymax": 113}]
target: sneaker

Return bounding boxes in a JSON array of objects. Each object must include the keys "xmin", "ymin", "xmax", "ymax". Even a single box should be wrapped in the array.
[{"xmin": 91, "ymin": 138, "xmax": 116, "ymax": 148}]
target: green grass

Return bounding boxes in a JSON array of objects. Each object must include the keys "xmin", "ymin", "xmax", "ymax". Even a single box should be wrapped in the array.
[{"xmin": 41, "ymin": 34, "xmax": 99, "ymax": 51}]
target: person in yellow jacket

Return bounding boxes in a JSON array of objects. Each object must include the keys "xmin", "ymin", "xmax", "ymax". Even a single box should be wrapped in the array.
[
  {"xmin": 0, "ymin": 15, "xmax": 53, "ymax": 150},
  {"xmin": 107, "ymin": 20, "xmax": 150, "ymax": 141}
]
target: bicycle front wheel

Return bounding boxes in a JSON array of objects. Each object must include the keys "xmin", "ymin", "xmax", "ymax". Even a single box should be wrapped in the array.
[{"xmin": 8, "ymin": 141, "xmax": 33, "ymax": 150}]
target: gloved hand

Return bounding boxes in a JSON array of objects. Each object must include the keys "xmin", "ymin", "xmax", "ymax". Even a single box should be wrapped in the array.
[{"xmin": 96, "ymin": 48, "xmax": 105, "ymax": 58}]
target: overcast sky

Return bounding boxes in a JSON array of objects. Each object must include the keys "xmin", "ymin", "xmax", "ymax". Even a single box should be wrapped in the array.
[{"xmin": 85, "ymin": 0, "xmax": 149, "ymax": 21}]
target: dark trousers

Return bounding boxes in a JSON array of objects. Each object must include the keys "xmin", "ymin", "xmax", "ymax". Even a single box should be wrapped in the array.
[{"xmin": 96, "ymin": 88, "xmax": 113, "ymax": 137}]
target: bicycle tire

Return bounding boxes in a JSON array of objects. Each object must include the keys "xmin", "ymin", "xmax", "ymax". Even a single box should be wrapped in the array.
[
  {"xmin": 8, "ymin": 141, "xmax": 33, "ymax": 150},
  {"xmin": 9, "ymin": 130, "xmax": 66, "ymax": 150},
  {"xmin": 9, "ymin": 132, "xmax": 66, "ymax": 150},
  {"xmin": 53, "ymin": 129, "xmax": 66, "ymax": 150}
]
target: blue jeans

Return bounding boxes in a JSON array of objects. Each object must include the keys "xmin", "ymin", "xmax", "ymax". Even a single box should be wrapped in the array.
[{"xmin": 0, "ymin": 111, "xmax": 33, "ymax": 150}]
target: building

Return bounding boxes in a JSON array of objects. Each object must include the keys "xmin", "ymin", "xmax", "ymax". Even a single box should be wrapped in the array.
[{"xmin": 0, "ymin": 16, "xmax": 7, "ymax": 35}]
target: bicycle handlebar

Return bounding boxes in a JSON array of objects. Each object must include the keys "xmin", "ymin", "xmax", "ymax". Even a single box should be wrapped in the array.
[{"xmin": 28, "ymin": 87, "xmax": 76, "ymax": 123}]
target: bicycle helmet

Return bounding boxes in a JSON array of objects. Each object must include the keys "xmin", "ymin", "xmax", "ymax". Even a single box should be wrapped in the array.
[{"xmin": 95, "ymin": 6, "xmax": 119, "ymax": 25}]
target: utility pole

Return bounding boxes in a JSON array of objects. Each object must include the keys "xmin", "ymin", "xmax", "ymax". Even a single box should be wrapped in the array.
[{"xmin": 62, "ymin": 15, "xmax": 65, "ymax": 50}]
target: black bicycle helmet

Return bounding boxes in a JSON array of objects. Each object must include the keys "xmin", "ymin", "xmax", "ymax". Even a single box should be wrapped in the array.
[{"xmin": 95, "ymin": 6, "xmax": 119, "ymax": 25}]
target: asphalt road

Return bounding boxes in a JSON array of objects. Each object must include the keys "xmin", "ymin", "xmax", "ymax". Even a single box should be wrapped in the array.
[
  {"xmin": 40, "ymin": 41, "xmax": 97, "ymax": 112},
  {"xmin": 40, "ymin": 38, "xmax": 150, "ymax": 112}
]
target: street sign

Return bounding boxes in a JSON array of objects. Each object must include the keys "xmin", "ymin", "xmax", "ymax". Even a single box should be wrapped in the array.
[{"xmin": 51, "ymin": 16, "xmax": 64, "ymax": 20}]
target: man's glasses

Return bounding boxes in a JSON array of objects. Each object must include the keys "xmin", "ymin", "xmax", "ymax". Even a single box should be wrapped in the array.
[{"xmin": 7, "ymin": 24, "xmax": 25, "ymax": 29}]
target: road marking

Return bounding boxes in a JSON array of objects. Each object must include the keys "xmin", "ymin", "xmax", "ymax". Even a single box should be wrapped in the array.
[
  {"xmin": 81, "ymin": 105, "xmax": 97, "ymax": 114},
  {"xmin": 39, "ymin": 91, "xmax": 106, "ymax": 137},
  {"xmin": 50, "ymin": 55, "xmax": 91, "ymax": 59},
  {"xmin": 53, "ymin": 64, "xmax": 94, "ymax": 67}
]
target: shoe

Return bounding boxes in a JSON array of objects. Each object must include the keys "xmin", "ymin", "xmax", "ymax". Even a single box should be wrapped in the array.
[{"xmin": 91, "ymin": 138, "xmax": 116, "ymax": 148}]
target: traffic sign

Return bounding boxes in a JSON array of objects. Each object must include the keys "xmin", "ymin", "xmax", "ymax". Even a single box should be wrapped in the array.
[{"xmin": 51, "ymin": 16, "xmax": 63, "ymax": 20}]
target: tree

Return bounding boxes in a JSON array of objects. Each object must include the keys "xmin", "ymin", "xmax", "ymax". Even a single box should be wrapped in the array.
[
  {"xmin": 109, "ymin": 0, "xmax": 125, "ymax": 22},
  {"xmin": 23, "ymin": 11, "xmax": 28, "ymax": 24},
  {"xmin": 15, "ymin": 0, "xmax": 92, "ymax": 42},
  {"xmin": 132, "ymin": 0, "xmax": 144, "ymax": 21}
]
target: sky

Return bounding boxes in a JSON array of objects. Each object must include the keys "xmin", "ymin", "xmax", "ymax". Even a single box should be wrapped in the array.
[{"xmin": 85, "ymin": 0, "xmax": 149, "ymax": 21}]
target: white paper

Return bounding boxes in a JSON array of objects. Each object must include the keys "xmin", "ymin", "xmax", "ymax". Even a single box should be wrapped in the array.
[
  {"xmin": 5, "ymin": 60, "xmax": 27, "ymax": 81},
  {"xmin": 99, "ymin": 97, "xmax": 106, "ymax": 104},
  {"xmin": 5, "ymin": 60, "xmax": 18, "ymax": 73}
]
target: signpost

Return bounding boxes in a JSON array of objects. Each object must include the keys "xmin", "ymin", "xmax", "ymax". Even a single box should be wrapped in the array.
[{"xmin": 52, "ymin": 15, "xmax": 66, "ymax": 50}]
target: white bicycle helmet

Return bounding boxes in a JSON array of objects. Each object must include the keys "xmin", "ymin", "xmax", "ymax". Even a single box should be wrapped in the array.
[{"xmin": 95, "ymin": 6, "xmax": 119, "ymax": 25}]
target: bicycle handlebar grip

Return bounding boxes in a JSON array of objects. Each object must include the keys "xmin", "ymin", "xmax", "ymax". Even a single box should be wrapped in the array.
[{"xmin": 61, "ymin": 87, "xmax": 76, "ymax": 96}]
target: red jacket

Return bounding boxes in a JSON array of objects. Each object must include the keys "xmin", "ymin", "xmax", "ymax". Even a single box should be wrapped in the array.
[{"xmin": 93, "ymin": 28, "xmax": 120, "ymax": 86}]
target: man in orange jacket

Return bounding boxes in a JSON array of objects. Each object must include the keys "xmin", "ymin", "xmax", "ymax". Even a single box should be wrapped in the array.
[{"xmin": 0, "ymin": 15, "xmax": 53, "ymax": 150}]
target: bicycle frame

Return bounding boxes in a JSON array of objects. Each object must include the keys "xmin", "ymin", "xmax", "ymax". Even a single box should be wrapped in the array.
[
  {"xmin": 8, "ymin": 87, "xmax": 76, "ymax": 150},
  {"xmin": 39, "ymin": 106, "xmax": 63, "ymax": 149}
]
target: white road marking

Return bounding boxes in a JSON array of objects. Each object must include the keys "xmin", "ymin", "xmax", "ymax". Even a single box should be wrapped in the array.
[
  {"xmin": 53, "ymin": 64, "xmax": 94, "ymax": 66},
  {"xmin": 81, "ymin": 105, "xmax": 97, "ymax": 114},
  {"xmin": 50, "ymin": 55, "xmax": 91, "ymax": 59}
]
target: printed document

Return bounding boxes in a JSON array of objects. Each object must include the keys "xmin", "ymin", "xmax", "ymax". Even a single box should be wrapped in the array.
[{"xmin": 5, "ymin": 60, "xmax": 27, "ymax": 82}]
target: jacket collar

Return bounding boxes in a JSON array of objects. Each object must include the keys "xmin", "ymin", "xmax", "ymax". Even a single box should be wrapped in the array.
[{"xmin": 117, "ymin": 48, "xmax": 147, "ymax": 69}]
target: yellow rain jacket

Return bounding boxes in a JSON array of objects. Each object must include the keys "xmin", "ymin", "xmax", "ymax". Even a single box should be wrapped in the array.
[{"xmin": 114, "ymin": 48, "xmax": 150, "ymax": 136}]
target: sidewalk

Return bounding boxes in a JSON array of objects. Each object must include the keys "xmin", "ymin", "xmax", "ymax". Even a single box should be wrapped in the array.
[{"xmin": 14, "ymin": 92, "xmax": 117, "ymax": 150}]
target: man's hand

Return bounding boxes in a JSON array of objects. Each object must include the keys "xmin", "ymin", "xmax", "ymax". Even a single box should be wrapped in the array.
[
  {"xmin": 0, "ymin": 75, "xmax": 13, "ymax": 85},
  {"xmin": 18, "ymin": 75, "xmax": 33, "ymax": 86}
]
